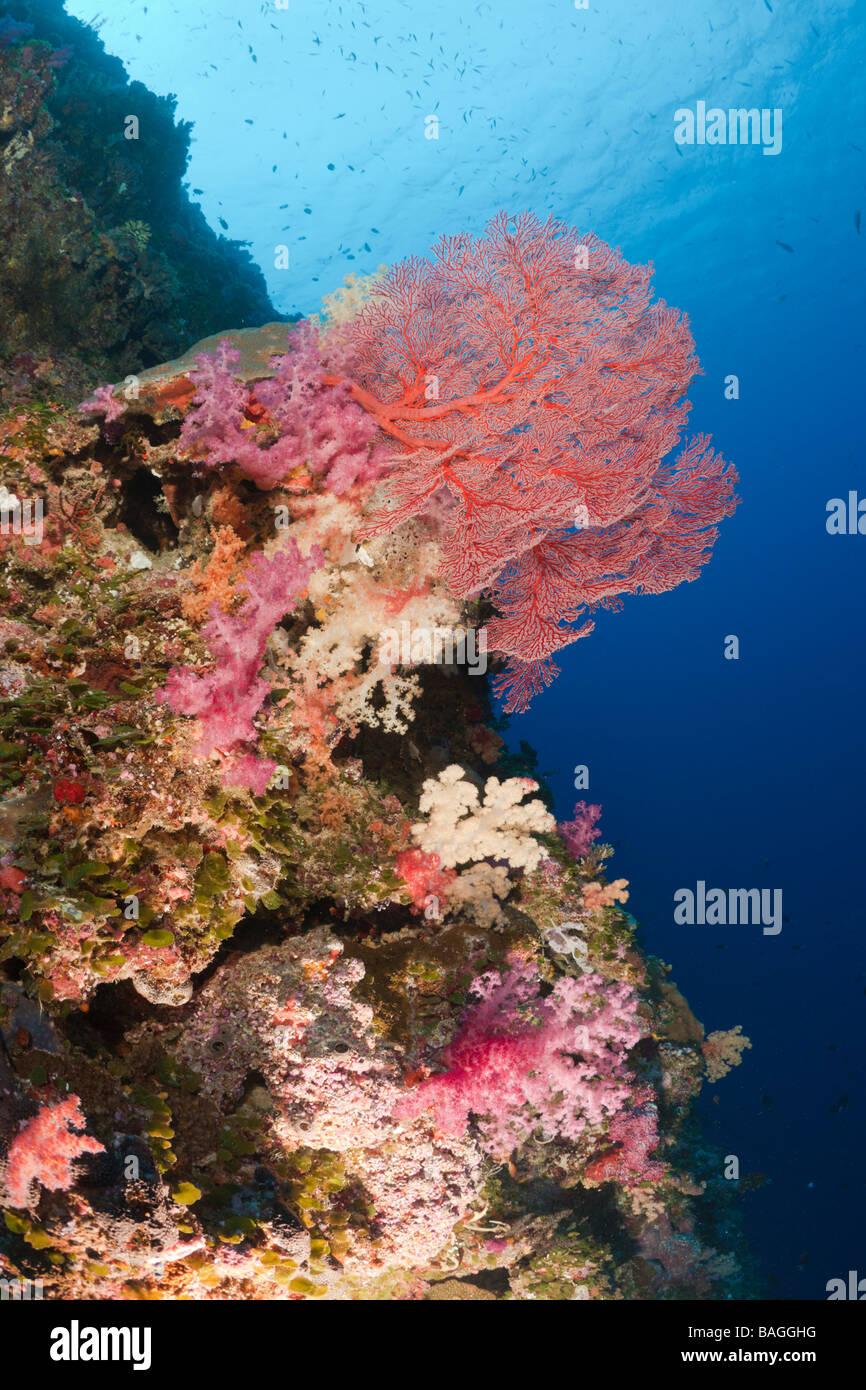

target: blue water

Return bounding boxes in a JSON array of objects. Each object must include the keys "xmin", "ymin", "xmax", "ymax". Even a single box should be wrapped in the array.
[{"xmin": 68, "ymin": 0, "xmax": 866, "ymax": 1298}]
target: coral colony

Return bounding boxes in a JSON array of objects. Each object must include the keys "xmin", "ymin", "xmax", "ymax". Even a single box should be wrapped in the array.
[{"xmin": 0, "ymin": 13, "xmax": 750, "ymax": 1298}]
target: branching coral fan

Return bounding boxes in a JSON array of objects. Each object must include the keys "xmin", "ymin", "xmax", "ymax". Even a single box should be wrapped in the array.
[
  {"xmin": 4, "ymin": 1097, "xmax": 103, "ymax": 1209},
  {"xmin": 396, "ymin": 957, "xmax": 643, "ymax": 1159},
  {"xmin": 323, "ymin": 210, "xmax": 739, "ymax": 710}
]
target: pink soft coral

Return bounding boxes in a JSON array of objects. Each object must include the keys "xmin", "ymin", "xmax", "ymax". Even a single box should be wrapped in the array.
[
  {"xmin": 178, "ymin": 325, "xmax": 390, "ymax": 493},
  {"xmin": 157, "ymin": 542, "xmax": 321, "ymax": 784},
  {"xmin": 583, "ymin": 1086, "xmax": 665, "ymax": 1185},
  {"xmin": 326, "ymin": 211, "xmax": 738, "ymax": 711},
  {"xmin": 396, "ymin": 957, "xmax": 643, "ymax": 1159},
  {"xmin": 4, "ymin": 1096, "xmax": 104, "ymax": 1208},
  {"xmin": 78, "ymin": 382, "xmax": 125, "ymax": 424},
  {"xmin": 560, "ymin": 800, "xmax": 602, "ymax": 859}
]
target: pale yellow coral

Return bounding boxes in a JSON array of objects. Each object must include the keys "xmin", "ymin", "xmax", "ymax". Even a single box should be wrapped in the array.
[
  {"xmin": 412, "ymin": 765, "xmax": 555, "ymax": 872},
  {"xmin": 702, "ymin": 1025, "xmax": 752, "ymax": 1083},
  {"xmin": 444, "ymin": 862, "xmax": 512, "ymax": 929},
  {"xmin": 314, "ymin": 265, "xmax": 389, "ymax": 330}
]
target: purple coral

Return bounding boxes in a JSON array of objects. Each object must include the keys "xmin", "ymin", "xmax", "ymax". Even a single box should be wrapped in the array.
[
  {"xmin": 396, "ymin": 957, "xmax": 643, "ymax": 1159},
  {"xmin": 0, "ymin": 19, "xmax": 33, "ymax": 47},
  {"xmin": 78, "ymin": 383, "xmax": 125, "ymax": 424},
  {"xmin": 178, "ymin": 324, "xmax": 390, "ymax": 494},
  {"xmin": 156, "ymin": 541, "xmax": 321, "ymax": 780},
  {"xmin": 560, "ymin": 800, "xmax": 602, "ymax": 860},
  {"xmin": 584, "ymin": 1087, "xmax": 665, "ymax": 1185}
]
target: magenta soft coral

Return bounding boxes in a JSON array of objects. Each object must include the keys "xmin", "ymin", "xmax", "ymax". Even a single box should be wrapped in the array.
[
  {"xmin": 4, "ymin": 1096, "xmax": 104, "ymax": 1208},
  {"xmin": 325, "ymin": 211, "xmax": 739, "ymax": 711},
  {"xmin": 157, "ymin": 542, "xmax": 321, "ymax": 787},
  {"xmin": 560, "ymin": 800, "xmax": 602, "ymax": 860},
  {"xmin": 396, "ymin": 957, "xmax": 643, "ymax": 1159},
  {"xmin": 178, "ymin": 324, "xmax": 390, "ymax": 493},
  {"xmin": 583, "ymin": 1086, "xmax": 666, "ymax": 1185}
]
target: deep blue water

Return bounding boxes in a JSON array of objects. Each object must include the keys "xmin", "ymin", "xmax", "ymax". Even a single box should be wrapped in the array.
[{"xmin": 70, "ymin": 0, "xmax": 865, "ymax": 1298}]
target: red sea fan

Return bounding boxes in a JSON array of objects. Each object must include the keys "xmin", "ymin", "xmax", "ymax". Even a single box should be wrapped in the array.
[
  {"xmin": 4, "ymin": 1096, "xmax": 103, "ymax": 1208},
  {"xmin": 326, "ymin": 211, "xmax": 739, "ymax": 711}
]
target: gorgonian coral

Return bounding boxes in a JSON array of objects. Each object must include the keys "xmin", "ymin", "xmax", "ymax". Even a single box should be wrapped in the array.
[
  {"xmin": 323, "ymin": 210, "xmax": 738, "ymax": 710},
  {"xmin": 396, "ymin": 957, "xmax": 643, "ymax": 1159}
]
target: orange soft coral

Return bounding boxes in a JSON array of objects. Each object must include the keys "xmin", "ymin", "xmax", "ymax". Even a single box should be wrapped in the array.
[{"xmin": 181, "ymin": 525, "xmax": 247, "ymax": 624}]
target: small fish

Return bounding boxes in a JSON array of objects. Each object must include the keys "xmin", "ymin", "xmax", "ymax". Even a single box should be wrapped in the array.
[
  {"xmin": 775, "ymin": 240, "xmax": 794, "ymax": 252},
  {"xmin": 764, "ymin": 0, "xmax": 773, "ymax": 10},
  {"xmin": 856, "ymin": 210, "xmax": 861, "ymax": 234},
  {"xmin": 219, "ymin": 217, "xmax": 229, "ymax": 230}
]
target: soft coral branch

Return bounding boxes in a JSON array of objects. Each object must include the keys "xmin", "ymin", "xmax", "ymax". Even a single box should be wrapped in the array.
[
  {"xmin": 396, "ymin": 957, "xmax": 643, "ymax": 1159},
  {"xmin": 178, "ymin": 325, "xmax": 390, "ymax": 493},
  {"xmin": 4, "ymin": 1096, "xmax": 103, "ymax": 1208},
  {"xmin": 157, "ymin": 542, "xmax": 322, "ymax": 777}
]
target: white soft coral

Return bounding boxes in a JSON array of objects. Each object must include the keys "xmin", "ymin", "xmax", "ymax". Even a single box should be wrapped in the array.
[{"xmin": 412, "ymin": 764, "xmax": 554, "ymax": 872}]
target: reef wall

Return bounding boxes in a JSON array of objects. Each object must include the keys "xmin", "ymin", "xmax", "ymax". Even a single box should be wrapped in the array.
[
  {"xmin": 0, "ymin": 0, "xmax": 278, "ymax": 406},
  {"xmin": 0, "ymin": 18, "xmax": 755, "ymax": 1300}
]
